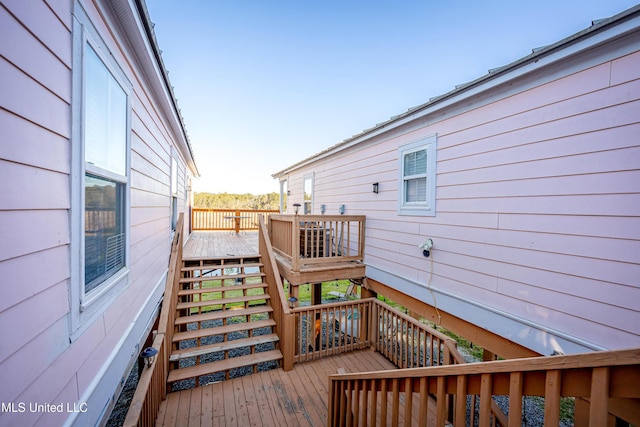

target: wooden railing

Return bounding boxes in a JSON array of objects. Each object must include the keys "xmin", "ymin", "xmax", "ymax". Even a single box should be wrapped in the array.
[
  {"xmin": 268, "ymin": 214, "xmax": 365, "ymax": 271},
  {"xmin": 372, "ymin": 301, "xmax": 458, "ymax": 369},
  {"xmin": 192, "ymin": 208, "xmax": 279, "ymax": 232},
  {"xmin": 292, "ymin": 298, "xmax": 373, "ymax": 363},
  {"xmin": 123, "ymin": 214, "xmax": 184, "ymax": 427},
  {"xmin": 257, "ymin": 215, "xmax": 295, "ymax": 370},
  {"xmin": 328, "ymin": 346, "xmax": 640, "ymax": 427},
  {"xmin": 288, "ymin": 297, "xmax": 465, "ymax": 366}
]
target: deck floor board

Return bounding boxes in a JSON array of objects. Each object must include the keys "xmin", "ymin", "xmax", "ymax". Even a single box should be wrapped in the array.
[
  {"xmin": 158, "ymin": 349, "xmax": 428, "ymax": 426},
  {"xmin": 183, "ymin": 231, "xmax": 259, "ymax": 259}
]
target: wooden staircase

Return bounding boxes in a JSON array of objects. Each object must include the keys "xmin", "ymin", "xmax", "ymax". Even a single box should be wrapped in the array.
[{"xmin": 167, "ymin": 255, "xmax": 283, "ymax": 389}]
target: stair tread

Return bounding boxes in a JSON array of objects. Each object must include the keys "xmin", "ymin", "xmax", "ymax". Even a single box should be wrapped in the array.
[
  {"xmin": 178, "ymin": 282, "xmax": 267, "ymax": 296},
  {"xmin": 181, "ymin": 254, "xmax": 262, "ymax": 263},
  {"xmin": 168, "ymin": 349, "xmax": 283, "ymax": 383},
  {"xmin": 181, "ymin": 261, "xmax": 263, "ymax": 272},
  {"xmin": 175, "ymin": 306, "xmax": 273, "ymax": 326},
  {"xmin": 170, "ymin": 333, "xmax": 279, "ymax": 361},
  {"xmin": 176, "ymin": 294, "xmax": 270, "ymax": 310},
  {"xmin": 180, "ymin": 272, "xmax": 266, "ymax": 284},
  {"xmin": 173, "ymin": 318, "xmax": 276, "ymax": 342}
]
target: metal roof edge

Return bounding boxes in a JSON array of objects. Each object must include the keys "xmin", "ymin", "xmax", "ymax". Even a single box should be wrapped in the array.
[{"xmin": 134, "ymin": 0, "xmax": 200, "ymax": 176}]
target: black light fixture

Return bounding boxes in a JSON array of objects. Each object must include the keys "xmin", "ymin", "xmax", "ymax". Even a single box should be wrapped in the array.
[
  {"xmin": 372, "ymin": 182, "xmax": 379, "ymax": 194},
  {"xmin": 140, "ymin": 347, "xmax": 158, "ymax": 368},
  {"xmin": 293, "ymin": 203, "xmax": 301, "ymax": 215}
]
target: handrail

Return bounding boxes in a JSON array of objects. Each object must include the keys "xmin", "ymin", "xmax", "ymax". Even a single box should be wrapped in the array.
[
  {"xmin": 328, "ymin": 347, "xmax": 640, "ymax": 426},
  {"xmin": 258, "ymin": 215, "xmax": 295, "ymax": 370},
  {"xmin": 268, "ymin": 214, "xmax": 365, "ymax": 272},
  {"xmin": 123, "ymin": 213, "xmax": 184, "ymax": 427},
  {"xmin": 192, "ymin": 208, "xmax": 278, "ymax": 232},
  {"xmin": 372, "ymin": 299, "xmax": 458, "ymax": 368}
]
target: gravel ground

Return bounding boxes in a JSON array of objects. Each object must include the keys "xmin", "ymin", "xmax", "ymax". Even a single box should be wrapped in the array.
[{"xmin": 105, "ymin": 360, "xmax": 139, "ymax": 427}]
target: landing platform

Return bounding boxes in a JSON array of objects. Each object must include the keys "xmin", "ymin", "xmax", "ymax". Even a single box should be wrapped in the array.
[
  {"xmin": 156, "ymin": 349, "xmax": 433, "ymax": 426},
  {"xmin": 183, "ymin": 231, "xmax": 258, "ymax": 259}
]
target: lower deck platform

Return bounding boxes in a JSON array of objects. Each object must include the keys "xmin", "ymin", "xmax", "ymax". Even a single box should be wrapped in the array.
[{"xmin": 156, "ymin": 349, "xmax": 434, "ymax": 427}]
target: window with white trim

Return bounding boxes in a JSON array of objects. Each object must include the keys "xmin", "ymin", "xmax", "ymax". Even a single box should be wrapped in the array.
[
  {"xmin": 84, "ymin": 44, "xmax": 128, "ymax": 292},
  {"xmin": 70, "ymin": 4, "xmax": 131, "ymax": 335},
  {"xmin": 171, "ymin": 157, "xmax": 178, "ymax": 230},
  {"xmin": 303, "ymin": 174, "xmax": 313, "ymax": 214},
  {"xmin": 398, "ymin": 135, "xmax": 437, "ymax": 216},
  {"xmin": 279, "ymin": 179, "xmax": 288, "ymax": 213}
]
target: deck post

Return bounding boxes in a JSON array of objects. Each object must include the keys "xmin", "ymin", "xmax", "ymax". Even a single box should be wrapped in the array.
[
  {"xmin": 292, "ymin": 215, "xmax": 300, "ymax": 272},
  {"xmin": 282, "ymin": 312, "xmax": 295, "ymax": 371}
]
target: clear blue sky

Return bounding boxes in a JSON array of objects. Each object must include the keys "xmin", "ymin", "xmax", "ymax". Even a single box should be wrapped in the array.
[{"xmin": 146, "ymin": 0, "xmax": 638, "ymax": 194}]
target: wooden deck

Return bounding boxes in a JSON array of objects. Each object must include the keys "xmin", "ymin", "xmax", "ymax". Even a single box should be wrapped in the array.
[
  {"xmin": 156, "ymin": 349, "xmax": 404, "ymax": 427},
  {"xmin": 183, "ymin": 231, "xmax": 259, "ymax": 259}
]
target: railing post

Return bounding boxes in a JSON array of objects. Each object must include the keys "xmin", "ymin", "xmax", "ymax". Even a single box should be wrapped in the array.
[
  {"xmin": 282, "ymin": 312, "xmax": 295, "ymax": 371},
  {"xmin": 292, "ymin": 216, "xmax": 300, "ymax": 272}
]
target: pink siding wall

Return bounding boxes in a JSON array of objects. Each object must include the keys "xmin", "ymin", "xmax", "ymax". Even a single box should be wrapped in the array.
[
  {"xmin": 284, "ymin": 45, "xmax": 640, "ymax": 353},
  {"xmin": 0, "ymin": 0, "xmax": 194, "ymax": 425}
]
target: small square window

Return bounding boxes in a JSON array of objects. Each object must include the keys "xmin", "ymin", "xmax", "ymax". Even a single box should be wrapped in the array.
[{"xmin": 398, "ymin": 135, "xmax": 437, "ymax": 216}]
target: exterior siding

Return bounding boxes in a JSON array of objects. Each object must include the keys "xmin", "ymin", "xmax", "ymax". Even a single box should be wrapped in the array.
[
  {"xmin": 0, "ymin": 0, "xmax": 196, "ymax": 426},
  {"xmin": 280, "ymin": 26, "xmax": 640, "ymax": 354}
]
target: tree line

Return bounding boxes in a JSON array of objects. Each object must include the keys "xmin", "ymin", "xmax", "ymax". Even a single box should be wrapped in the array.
[{"xmin": 194, "ymin": 192, "xmax": 280, "ymax": 210}]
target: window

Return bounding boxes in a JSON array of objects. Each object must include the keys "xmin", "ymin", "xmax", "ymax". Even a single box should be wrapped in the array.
[
  {"xmin": 171, "ymin": 157, "xmax": 178, "ymax": 230},
  {"xmin": 84, "ymin": 174, "xmax": 125, "ymax": 292},
  {"xmin": 279, "ymin": 179, "xmax": 288, "ymax": 213},
  {"xmin": 303, "ymin": 174, "xmax": 314, "ymax": 214},
  {"xmin": 70, "ymin": 5, "xmax": 131, "ymax": 335},
  {"xmin": 398, "ymin": 135, "xmax": 437, "ymax": 216},
  {"xmin": 83, "ymin": 44, "xmax": 128, "ymax": 293}
]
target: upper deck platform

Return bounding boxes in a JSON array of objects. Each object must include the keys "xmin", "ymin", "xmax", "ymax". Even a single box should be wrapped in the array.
[{"xmin": 183, "ymin": 231, "xmax": 259, "ymax": 260}]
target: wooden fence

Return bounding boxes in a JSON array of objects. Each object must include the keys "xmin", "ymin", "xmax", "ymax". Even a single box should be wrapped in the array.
[
  {"xmin": 328, "ymin": 346, "xmax": 640, "ymax": 427},
  {"xmin": 192, "ymin": 208, "xmax": 279, "ymax": 232}
]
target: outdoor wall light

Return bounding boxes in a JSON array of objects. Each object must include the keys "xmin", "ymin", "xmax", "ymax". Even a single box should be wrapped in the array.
[
  {"xmin": 339, "ymin": 204, "xmax": 346, "ymax": 215},
  {"xmin": 372, "ymin": 183, "xmax": 379, "ymax": 194},
  {"xmin": 320, "ymin": 204, "xmax": 326, "ymax": 214},
  {"xmin": 140, "ymin": 346, "xmax": 159, "ymax": 368},
  {"xmin": 293, "ymin": 203, "xmax": 301, "ymax": 214},
  {"xmin": 288, "ymin": 296, "xmax": 298, "ymax": 309}
]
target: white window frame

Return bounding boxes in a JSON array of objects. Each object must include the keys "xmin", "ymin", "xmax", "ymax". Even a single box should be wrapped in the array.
[
  {"xmin": 398, "ymin": 135, "xmax": 437, "ymax": 216},
  {"xmin": 303, "ymin": 173, "xmax": 314, "ymax": 214},
  {"xmin": 69, "ymin": 4, "xmax": 132, "ymax": 338},
  {"xmin": 279, "ymin": 179, "xmax": 288, "ymax": 213},
  {"xmin": 171, "ymin": 155, "xmax": 178, "ymax": 230}
]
